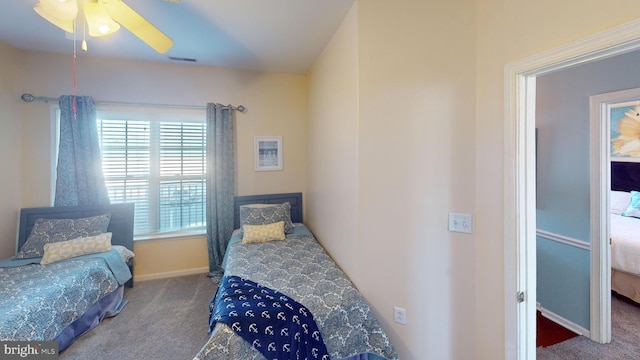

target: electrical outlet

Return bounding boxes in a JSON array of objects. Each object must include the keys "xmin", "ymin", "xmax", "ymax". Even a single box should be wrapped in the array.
[
  {"xmin": 393, "ymin": 306, "xmax": 406, "ymax": 325},
  {"xmin": 449, "ymin": 213, "xmax": 472, "ymax": 233}
]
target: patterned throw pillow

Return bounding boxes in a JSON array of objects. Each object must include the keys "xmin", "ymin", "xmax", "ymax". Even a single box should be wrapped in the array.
[
  {"xmin": 15, "ymin": 213, "xmax": 111, "ymax": 259},
  {"xmin": 239, "ymin": 202, "xmax": 294, "ymax": 234},
  {"xmin": 622, "ymin": 191, "xmax": 640, "ymax": 218},
  {"xmin": 242, "ymin": 222, "xmax": 286, "ymax": 244},
  {"xmin": 41, "ymin": 232, "xmax": 112, "ymax": 265}
]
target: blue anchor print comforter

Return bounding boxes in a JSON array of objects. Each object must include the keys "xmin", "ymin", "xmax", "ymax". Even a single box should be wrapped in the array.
[{"xmin": 209, "ymin": 276, "xmax": 329, "ymax": 360}]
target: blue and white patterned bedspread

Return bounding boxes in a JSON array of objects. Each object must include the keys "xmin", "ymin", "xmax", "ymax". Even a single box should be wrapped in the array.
[
  {"xmin": 194, "ymin": 226, "xmax": 398, "ymax": 360},
  {"xmin": 0, "ymin": 252, "xmax": 129, "ymax": 342}
]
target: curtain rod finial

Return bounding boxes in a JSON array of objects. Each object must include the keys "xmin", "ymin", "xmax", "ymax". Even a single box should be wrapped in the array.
[{"xmin": 21, "ymin": 93, "xmax": 35, "ymax": 102}]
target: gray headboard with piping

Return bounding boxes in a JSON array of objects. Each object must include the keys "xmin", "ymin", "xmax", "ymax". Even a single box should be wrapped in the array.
[
  {"xmin": 233, "ymin": 192, "xmax": 303, "ymax": 229},
  {"xmin": 17, "ymin": 203, "xmax": 135, "ymax": 286}
]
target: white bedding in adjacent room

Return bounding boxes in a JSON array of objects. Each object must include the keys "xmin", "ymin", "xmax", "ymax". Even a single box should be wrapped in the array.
[{"xmin": 611, "ymin": 213, "xmax": 640, "ymax": 274}]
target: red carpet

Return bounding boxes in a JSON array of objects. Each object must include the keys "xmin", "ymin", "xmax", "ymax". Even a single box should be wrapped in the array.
[{"xmin": 536, "ymin": 310, "xmax": 579, "ymax": 347}]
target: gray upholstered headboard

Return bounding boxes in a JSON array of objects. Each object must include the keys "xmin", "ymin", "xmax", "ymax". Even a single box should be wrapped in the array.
[
  {"xmin": 234, "ymin": 192, "xmax": 303, "ymax": 229},
  {"xmin": 17, "ymin": 203, "xmax": 135, "ymax": 254}
]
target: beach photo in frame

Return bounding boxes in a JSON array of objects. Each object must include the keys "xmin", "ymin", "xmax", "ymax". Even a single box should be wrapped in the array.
[{"xmin": 254, "ymin": 136, "xmax": 283, "ymax": 171}]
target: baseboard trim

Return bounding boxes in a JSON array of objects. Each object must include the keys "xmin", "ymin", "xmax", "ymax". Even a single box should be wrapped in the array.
[
  {"xmin": 134, "ymin": 267, "xmax": 209, "ymax": 282},
  {"xmin": 537, "ymin": 304, "xmax": 590, "ymax": 338}
]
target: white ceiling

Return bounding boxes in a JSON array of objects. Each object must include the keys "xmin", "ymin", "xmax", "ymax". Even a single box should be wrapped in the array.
[{"xmin": 0, "ymin": 0, "xmax": 355, "ymax": 75}]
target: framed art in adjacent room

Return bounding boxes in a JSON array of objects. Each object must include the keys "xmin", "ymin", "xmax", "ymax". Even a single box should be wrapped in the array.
[
  {"xmin": 254, "ymin": 136, "xmax": 283, "ymax": 171},
  {"xmin": 610, "ymin": 97, "xmax": 640, "ymax": 162}
]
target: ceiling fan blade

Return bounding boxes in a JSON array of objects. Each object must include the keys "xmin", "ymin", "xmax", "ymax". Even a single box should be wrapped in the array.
[{"xmin": 103, "ymin": 0, "xmax": 173, "ymax": 54}]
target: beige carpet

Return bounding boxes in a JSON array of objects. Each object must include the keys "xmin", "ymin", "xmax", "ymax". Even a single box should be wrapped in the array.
[
  {"xmin": 537, "ymin": 293, "xmax": 640, "ymax": 359},
  {"xmin": 59, "ymin": 276, "xmax": 640, "ymax": 359},
  {"xmin": 60, "ymin": 273, "xmax": 216, "ymax": 360}
]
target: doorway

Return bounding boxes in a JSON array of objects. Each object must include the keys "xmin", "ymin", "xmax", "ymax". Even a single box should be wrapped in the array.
[{"xmin": 505, "ymin": 19, "xmax": 640, "ymax": 360}]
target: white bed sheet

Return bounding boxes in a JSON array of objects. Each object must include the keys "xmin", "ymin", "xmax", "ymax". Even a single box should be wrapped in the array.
[{"xmin": 611, "ymin": 213, "xmax": 640, "ymax": 274}]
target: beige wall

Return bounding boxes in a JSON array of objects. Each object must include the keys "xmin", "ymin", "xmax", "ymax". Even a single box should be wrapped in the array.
[
  {"xmin": 6, "ymin": 0, "xmax": 640, "ymax": 356},
  {"xmin": 2, "ymin": 48, "xmax": 308, "ymax": 278},
  {"xmin": 358, "ymin": 1, "xmax": 476, "ymax": 358},
  {"xmin": 308, "ymin": 1, "xmax": 476, "ymax": 358},
  {"xmin": 475, "ymin": 1, "xmax": 640, "ymax": 359},
  {"xmin": 132, "ymin": 235, "xmax": 209, "ymax": 280},
  {"xmin": 17, "ymin": 51, "xmax": 308, "ymax": 202},
  {"xmin": 307, "ymin": 5, "xmax": 360, "ymax": 279},
  {"xmin": 0, "ymin": 43, "xmax": 23, "ymax": 259}
]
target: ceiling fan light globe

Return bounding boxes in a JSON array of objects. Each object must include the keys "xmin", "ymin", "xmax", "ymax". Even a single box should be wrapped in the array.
[
  {"xmin": 98, "ymin": 25, "xmax": 109, "ymax": 34},
  {"xmin": 84, "ymin": 2, "xmax": 120, "ymax": 37},
  {"xmin": 34, "ymin": 4, "xmax": 74, "ymax": 33},
  {"xmin": 37, "ymin": 0, "xmax": 78, "ymax": 20}
]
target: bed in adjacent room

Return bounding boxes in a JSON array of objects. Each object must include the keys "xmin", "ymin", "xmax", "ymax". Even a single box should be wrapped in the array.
[
  {"xmin": 0, "ymin": 203, "xmax": 135, "ymax": 352},
  {"xmin": 610, "ymin": 161, "xmax": 640, "ymax": 303},
  {"xmin": 194, "ymin": 193, "xmax": 397, "ymax": 360}
]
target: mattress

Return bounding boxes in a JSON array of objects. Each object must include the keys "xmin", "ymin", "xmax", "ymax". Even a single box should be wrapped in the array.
[
  {"xmin": 610, "ymin": 213, "xmax": 640, "ymax": 274},
  {"xmin": 612, "ymin": 269, "xmax": 640, "ymax": 303},
  {"xmin": 194, "ymin": 225, "xmax": 398, "ymax": 360}
]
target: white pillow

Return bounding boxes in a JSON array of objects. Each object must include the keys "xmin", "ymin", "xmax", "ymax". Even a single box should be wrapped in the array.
[
  {"xmin": 112, "ymin": 245, "xmax": 135, "ymax": 263},
  {"xmin": 611, "ymin": 190, "xmax": 632, "ymax": 215}
]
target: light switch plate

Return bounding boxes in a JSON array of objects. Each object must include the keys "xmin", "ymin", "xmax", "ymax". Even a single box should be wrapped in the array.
[{"xmin": 449, "ymin": 213, "xmax": 472, "ymax": 233}]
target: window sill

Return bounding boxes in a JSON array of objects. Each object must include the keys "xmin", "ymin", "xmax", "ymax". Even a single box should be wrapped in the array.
[{"xmin": 134, "ymin": 229, "xmax": 206, "ymax": 242}]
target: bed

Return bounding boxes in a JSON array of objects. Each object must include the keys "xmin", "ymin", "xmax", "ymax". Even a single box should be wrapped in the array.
[
  {"xmin": 0, "ymin": 203, "xmax": 135, "ymax": 352},
  {"xmin": 610, "ymin": 161, "xmax": 640, "ymax": 303},
  {"xmin": 194, "ymin": 193, "xmax": 398, "ymax": 360}
]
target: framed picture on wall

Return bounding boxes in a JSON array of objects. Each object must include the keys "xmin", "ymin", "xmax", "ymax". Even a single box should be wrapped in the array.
[
  {"xmin": 611, "ymin": 100, "xmax": 640, "ymax": 162},
  {"xmin": 254, "ymin": 136, "xmax": 283, "ymax": 171}
]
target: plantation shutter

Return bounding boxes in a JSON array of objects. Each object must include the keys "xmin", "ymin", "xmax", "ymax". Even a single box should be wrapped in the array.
[
  {"xmin": 97, "ymin": 110, "xmax": 206, "ymax": 236},
  {"xmin": 158, "ymin": 122, "xmax": 206, "ymax": 232},
  {"xmin": 98, "ymin": 119, "xmax": 152, "ymax": 234}
]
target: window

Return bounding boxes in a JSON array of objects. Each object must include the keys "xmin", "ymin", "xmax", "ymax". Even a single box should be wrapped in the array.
[{"xmin": 96, "ymin": 107, "xmax": 206, "ymax": 236}]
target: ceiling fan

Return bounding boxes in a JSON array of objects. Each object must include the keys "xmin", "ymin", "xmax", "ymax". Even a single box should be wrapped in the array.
[{"xmin": 33, "ymin": 0, "xmax": 174, "ymax": 54}]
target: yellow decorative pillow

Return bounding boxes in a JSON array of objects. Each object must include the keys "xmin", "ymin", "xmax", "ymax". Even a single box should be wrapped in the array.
[
  {"xmin": 242, "ymin": 221, "xmax": 286, "ymax": 244},
  {"xmin": 40, "ymin": 232, "xmax": 113, "ymax": 265}
]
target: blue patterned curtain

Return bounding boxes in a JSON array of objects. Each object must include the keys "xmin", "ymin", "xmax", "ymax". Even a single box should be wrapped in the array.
[
  {"xmin": 206, "ymin": 103, "xmax": 235, "ymax": 280},
  {"xmin": 54, "ymin": 95, "xmax": 110, "ymax": 206}
]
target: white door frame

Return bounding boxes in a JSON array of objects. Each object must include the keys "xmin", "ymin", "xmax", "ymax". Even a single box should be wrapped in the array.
[
  {"xmin": 504, "ymin": 19, "xmax": 640, "ymax": 360},
  {"xmin": 588, "ymin": 87, "xmax": 640, "ymax": 345}
]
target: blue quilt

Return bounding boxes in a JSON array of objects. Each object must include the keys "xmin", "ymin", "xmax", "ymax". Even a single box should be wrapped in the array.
[
  {"xmin": 0, "ymin": 249, "xmax": 131, "ymax": 285},
  {"xmin": 210, "ymin": 275, "xmax": 329, "ymax": 360},
  {"xmin": 0, "ymin": 250, "xmax": 131, "ymax": 342}
]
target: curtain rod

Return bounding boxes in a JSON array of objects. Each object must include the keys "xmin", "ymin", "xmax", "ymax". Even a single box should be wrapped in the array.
[{"xmin": 20, "ymin": 93, "xmax": 247, "ymax": 113}]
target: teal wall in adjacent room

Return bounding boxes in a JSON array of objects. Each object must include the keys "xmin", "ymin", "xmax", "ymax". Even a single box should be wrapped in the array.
[
  {"xmin": 536, "ymin": 236, "xmax": 590, "ymax": 328},
  {"xmin": 536, "ymin": 48, "xmax": 640, "ymax": 329}
]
